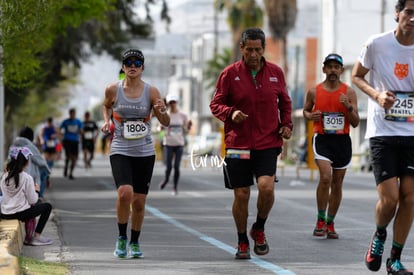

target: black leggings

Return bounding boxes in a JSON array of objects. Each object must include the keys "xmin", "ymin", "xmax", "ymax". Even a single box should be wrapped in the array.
[{"xmin": 1, "ymin": 202, "xmax": 52, "ymax": 234}]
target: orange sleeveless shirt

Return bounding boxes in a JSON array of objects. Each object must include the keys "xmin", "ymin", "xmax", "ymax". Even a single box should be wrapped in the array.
[{"xmin": 313, "ymin": 83, "xmax": 351, "ymax": 135}]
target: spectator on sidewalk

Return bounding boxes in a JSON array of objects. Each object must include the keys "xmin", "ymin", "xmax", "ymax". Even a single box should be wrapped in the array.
[
  {"xmin": 1, "ymin": 146, "xmax": 53, "ymax": 246},
  {"xmin": 13, "ymin": 126, "xmax": 51, "ymax": 199}
]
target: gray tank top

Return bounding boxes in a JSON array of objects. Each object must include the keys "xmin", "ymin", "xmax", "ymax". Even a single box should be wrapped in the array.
[{"xmin": 110, "ymin": 80, "xmax": 155, "ymax": 157}]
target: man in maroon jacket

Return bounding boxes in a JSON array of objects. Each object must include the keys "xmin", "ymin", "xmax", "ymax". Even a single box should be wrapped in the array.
[{"xmin": 210, "ymin": 27, "xmax": 293, "ymax": 260}]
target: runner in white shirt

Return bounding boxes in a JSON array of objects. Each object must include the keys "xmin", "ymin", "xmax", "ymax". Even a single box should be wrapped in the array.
[{"xmin": 352, "ymin": 1, "xmax": 414, "ymax": 274}]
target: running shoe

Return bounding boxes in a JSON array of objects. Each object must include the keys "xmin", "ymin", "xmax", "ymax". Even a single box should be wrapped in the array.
[
  {"xmin": 235, "ymin": 242, "xmax": 251, "ymax": 259},
  {"xmin": 31, "ymin": 236, "xmax": 53, "ymax": 246},
  {"xmin": 365, "ymin": 231, "xmax": 386, "ymax": 271},
  {"xmin": 114, "ymin": 236, "xmax": 128, "ymax": 258},
  {"xmin": 159, "ymin": 181, "xmax": 167, "ymax": 190},
  {"xmin": 313, "ymin": 218, "xmax": 326, "ymax": 237},
  {"xmin": 129, "ymin": 242, "xmax": 143, "ymax": 258},
  {"xmin": 386, "ymin": 258, "xmax": 413, "ymax": 275},
  {"xmin": 250, "ymin": 226, "xmax": 269, "ymax": 255},
  {"xmin": 326, "ymin": 222, "xmax": 338, "ymax": 239}
]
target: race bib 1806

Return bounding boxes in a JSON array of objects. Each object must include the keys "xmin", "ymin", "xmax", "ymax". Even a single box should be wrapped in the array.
[
  {"xmin": 322, "ymin": 112, "xmax": 345, "ymax": 134},
  {"xmin": 122, "ymin": 119, "xmax": 149, "ymax": 139},
  {"xmin": 385, "ymin": 91, "xmax": 414, "ymax": 122}
]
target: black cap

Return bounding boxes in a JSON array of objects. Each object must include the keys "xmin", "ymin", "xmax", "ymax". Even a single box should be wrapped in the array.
[
  {"xmin": 122, "ymin": 48, "xmax": 145, "ymax": 63},
  {"xmin": 323, "ymin": 53, "xmax": 343, "ymax": 66}
]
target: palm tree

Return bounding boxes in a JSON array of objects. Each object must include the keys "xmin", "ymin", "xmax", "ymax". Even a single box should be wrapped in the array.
[
  {"xmin": 204, "ymin": 48, "xmax": 233, "ymax": 90},
  {"xmin": 214, "ymin": 0, "xmax": 263, "ymax": 61},
  {"xmin": 263, "ymin": 0, "xmax": 297, "ymax": 75}
]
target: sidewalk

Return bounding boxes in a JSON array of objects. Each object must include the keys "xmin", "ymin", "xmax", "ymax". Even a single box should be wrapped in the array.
[{"xmin": 0, "ymin": 154, "xmax": 114, "ymax": 274}]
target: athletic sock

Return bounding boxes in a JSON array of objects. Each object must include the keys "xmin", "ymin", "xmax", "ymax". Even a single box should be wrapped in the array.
[
  {"xmin": 237, "ymin": 232, "xmax": 249, "ymax": 244},
  {"xmin": 118, "ymin": 223, "xmax": 128, "ymax": 238},
  {"xmin": 317, "ymin": 210, "xmax": 326, "ymax": 221},
  {"xmin": 390, "ymin": 241, "xmax": 403, "ymax": 261},
  {"xmin": 253, "ymin": 215, "xmax": 267, "ymax": 230},
  {"xmin": 130, "ymin": 229, "xmax": 141, "ymax": 244}
]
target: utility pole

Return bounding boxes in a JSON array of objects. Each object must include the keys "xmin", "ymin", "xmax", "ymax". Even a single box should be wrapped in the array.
[
  {"xmin": 213, "ymin": 4, "xmax": 218, "ymax": 56},
  {"xmin": 381, "ymin": 0, "xmax": 386, "ymax": 32}
]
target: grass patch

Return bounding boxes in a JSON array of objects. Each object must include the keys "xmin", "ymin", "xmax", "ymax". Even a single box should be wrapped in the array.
[{"xmin": 19, "ymin": 256, "xmax": 68, "ymax": 275}]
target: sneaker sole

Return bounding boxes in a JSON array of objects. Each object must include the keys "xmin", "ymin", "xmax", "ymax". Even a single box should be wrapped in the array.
[
  {"xmin": 327, "ymin": 233, "xmax": 339, "ymax": 239},
  {"xmin": 250, "ymin": 230, "xmax": 269, "ymax": 256},
  {"xmin": 253, "ymin": 242, "xmax": 269, "ymax": 256},
  {"xmin": 235, "ymin": 254, "xmax": 251, "ymax": 260},
  {"xmin": 31, "ymin": 243, "xmax": 53, "ymax": 246},
  {"xmin": 365, "ymin": 250, "xmax": 382, "ymax": 272},
  {"xmin": 313, "ymin": 229, "xmax": 326, "ymax": 237},
  {"xmin": 114, "ymin": 251, "xmax": 127, "ymax": 258},
  {"xmin": 129, "ymin": 254, "xmax": 144, "ymax": 259}
]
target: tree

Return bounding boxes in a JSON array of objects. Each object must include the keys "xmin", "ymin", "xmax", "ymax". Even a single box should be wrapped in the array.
[
  {"xmin": 263, "ymin": 0, "xmax": 297, "ymax": 75},
  {"xmin": 1, "ymin": 0, "xmax": 170, "ymax": 151},
  {"xmin": 214, "ymin": 0, "xmax": 263, "ymax": 62},
  {"xmin": 204, "ymin": 48, "xmax": 232, "ymax": 91}
]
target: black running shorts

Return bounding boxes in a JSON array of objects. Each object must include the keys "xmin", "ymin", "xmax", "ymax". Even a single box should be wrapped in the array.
[
  {"xmin": 223, "ymin": 147, "xmax": 281, "ymax": 189},
  {"xmin": 370, "ymin": 136, "xmax": 414, "ymax": 185},
  {"xmin": 62, "ymin": 140, "xmax": 79, "ymax": 157},
  {"xmin": 313, "ymin": 134, "xmax": 352, "ymax": 169},
  {"xmin": 110, "ymin": 154, "xmax": 155, "ymax": 194}
]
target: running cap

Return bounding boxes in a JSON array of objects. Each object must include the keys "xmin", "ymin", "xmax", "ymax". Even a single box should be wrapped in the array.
[
  {"xmin": 166, "ymin": 94, "xmax": 179, "ymax": 103},
  {"xmin": 323, "ymin": 53, "xmax": 343, "ymax": 66},
  {"xmin": 122, "ymin": 48, "xmax": 145, "ymax": 63}
]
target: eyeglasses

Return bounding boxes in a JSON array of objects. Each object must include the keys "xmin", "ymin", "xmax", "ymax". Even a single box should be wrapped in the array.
[{"xmin": 123, "ymin": 59, "xmax": 143, "ymax": 68}]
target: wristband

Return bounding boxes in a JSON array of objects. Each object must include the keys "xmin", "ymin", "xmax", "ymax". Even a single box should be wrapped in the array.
[
  {"xmin": 159, "ymin": 109, "xmax": 167, "ymax": 115},
  {"xmin": 348, "ymin": 106, "xmax": 353, "ymax": 112}
]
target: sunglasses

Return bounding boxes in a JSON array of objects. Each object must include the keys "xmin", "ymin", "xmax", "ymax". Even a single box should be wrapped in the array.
[{"xmin": 123, "ymin": 59, "xmax": 143, "ymax": 68}]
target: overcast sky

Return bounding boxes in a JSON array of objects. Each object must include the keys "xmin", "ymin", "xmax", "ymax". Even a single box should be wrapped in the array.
[{"xmin": 68, "ymin": 0, "xmax": 397, "ymax": 118}]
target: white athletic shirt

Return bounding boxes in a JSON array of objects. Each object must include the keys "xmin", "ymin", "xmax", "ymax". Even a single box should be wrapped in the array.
[
  {"xmin": 358, "ymin": 30, "xmax": 414, "ymax": 138},
  {"xmin": 163, "ymin": 111, "xmax": 189, "ymax": 147}
]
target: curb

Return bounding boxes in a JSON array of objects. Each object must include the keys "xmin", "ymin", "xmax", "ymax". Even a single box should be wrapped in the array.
[{"xmin": 0, "ymin": 220, "xmax": 24, "ymax": 275}]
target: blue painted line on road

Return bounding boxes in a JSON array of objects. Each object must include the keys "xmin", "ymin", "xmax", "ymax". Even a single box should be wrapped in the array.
[{"xmin": 146, "ymin": 205, "xmax": 296, "ymax": 275}]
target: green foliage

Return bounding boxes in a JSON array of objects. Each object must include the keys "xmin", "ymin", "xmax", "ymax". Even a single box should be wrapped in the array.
[
  {"xmin": 204, "ymin": 48, "xmax": 232, "ymax": 90},
  {"xmin": 0, "ymin": 0, "xmax": 170, "ymax": 154},
  {"xmin": 214, "ymin": 0, "xmax": 263, "ymax": 61},
  {"xmin": 1, "ymin": 0, "xmax": 56, "ymax": 89},
  {"xmin": 19, "ymin": 256, "xmax": 68, "ymax": 275},
  {"xmin": 264, "ymin": 0, "xmax": 297, "ymax": 39}
]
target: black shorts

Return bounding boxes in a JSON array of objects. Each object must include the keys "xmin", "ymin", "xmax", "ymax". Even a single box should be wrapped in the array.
[
  {"xmin": 313, "ymin": 134, "xmax": 352, "ymax": 168},
  {"xmin": 62, "ymin": 140, "xmax": 79, "ymax": 156},
  {"xmin": 370, "ymin": 136, "xmax": 414, "ymax": 185},
  {"xmin": 82, "ymin": 140, "xmax": 95, "ymax": 152},
  {"xmin": 43, "ymin": 147, "xmax": 56, "ymax": 154},
  {"xmin": 110, "ymin": 154, "xmax": 155, "ymax": 194},
  {"xmin": 223, "ymin": 148, "xmax": 281, "ymax": 189},
  {"xmin": 43, "ymin": 139, "xmax": 57, "ymax": 153}
]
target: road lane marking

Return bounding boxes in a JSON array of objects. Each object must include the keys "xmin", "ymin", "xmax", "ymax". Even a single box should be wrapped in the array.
[{"xmin": 146, "ymin": 205, "xmax": 296, "ymax": 275}]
